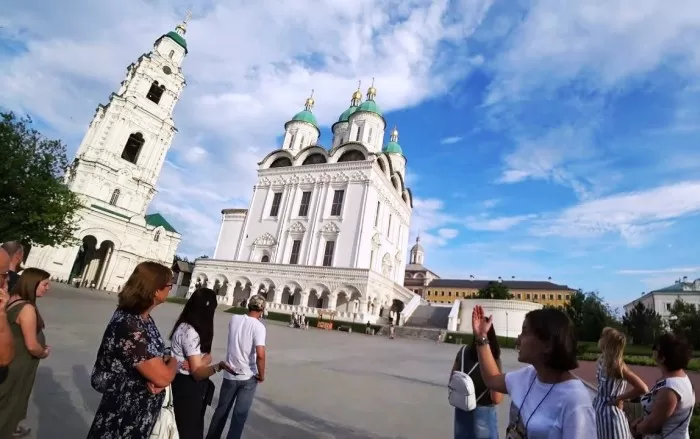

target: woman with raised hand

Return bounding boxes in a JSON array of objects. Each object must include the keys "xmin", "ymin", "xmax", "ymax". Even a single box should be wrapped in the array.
[
  {"xmin": 594, "ymin": 327, "xmax": 648, "ymax": 438},
  {"xmin": 471, "ymin": 305, "xmax": 595, "ymax": 439}
]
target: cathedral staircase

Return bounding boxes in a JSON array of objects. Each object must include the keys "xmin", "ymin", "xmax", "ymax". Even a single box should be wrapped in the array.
[
  {"xmin": 376, "ymin": 325, "xmax": 444, "ymax": 341},
  {"xmin": 404, "ymin": 305, "xmax": 451, "ymax": 329}
]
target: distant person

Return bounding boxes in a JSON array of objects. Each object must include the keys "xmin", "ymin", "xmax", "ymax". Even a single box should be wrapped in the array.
[
  {"xmin": 206, "ymin": 294, "xmax": 267, "ymax": 439},
  {"xmin": 472, "ymin": 305, "xmax": 595, "ymax": 439},
  {"xmin": 0, "ymin": 249, "xmax": 15, "ymax": 383},
  {"xmin": 170, "ymin": 287, "xmax": 232, "ymax": 439},
  {"xmin": 0, "ymin": 268, "xmax": 51, "ymax": 438},
  {"xmin": 87, "ymin": 262, "xmax": 177, "ymax": 439},
  {"xmin": 1, "ymin": 241, "xmax": 24, "ymax": 292},
  {"xmin": 450, "ymin": 325, "xmax": 503, "ymax": 439},
  {"xmin": 365, "ymin": 321, "xmax": 372, "ymax": 335},
  {"xmin": 632, "ymin": 333, "xmax": 696, "ymax": 438},
  {"xmin": 594, "ymin": 327, "xmax": 648, "ymax": 439}
]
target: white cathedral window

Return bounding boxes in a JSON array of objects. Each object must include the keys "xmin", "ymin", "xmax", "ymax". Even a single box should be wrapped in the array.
[
  {"xmin": 169, "ymin": 50, "xmax": 174, "ymax": 59},
  {"xmin": 109, "ymin": 189, "xmax": 120, "ymax": 206},
  {"xmin": 355, "ymin": 129, "xmax": 361, "ymax": 142},
  {"xmin": 154, "ymin": 231, "xmax": 160, "ymax": 242},
  {"xmin": 368, "ymin": 128, "xmax": 373, "ymax": 143}
]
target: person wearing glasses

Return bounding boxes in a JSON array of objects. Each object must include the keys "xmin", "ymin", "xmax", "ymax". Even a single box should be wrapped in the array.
[{"xmin": 87, "ymin": 262, "xmax": 177, "ymax": 439}]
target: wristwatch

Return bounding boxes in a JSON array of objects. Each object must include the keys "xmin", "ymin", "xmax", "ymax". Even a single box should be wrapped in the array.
[{"xmin": 475, "ymin": 336, "xmax": 489, "ymax": 346}]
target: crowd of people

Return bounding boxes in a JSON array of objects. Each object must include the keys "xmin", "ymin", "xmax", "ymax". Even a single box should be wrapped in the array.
[
  {"xmin": 451, "ymin": 305, "xmax": 696, "ymax": 439},
  {"xmin": 0, "ymin": 237, "xmax": 696, "ymax": 439}
]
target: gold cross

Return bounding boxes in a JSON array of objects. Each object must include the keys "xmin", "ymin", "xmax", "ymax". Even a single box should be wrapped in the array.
[
  {"xmin": 357, "ymin": 80, "xmax": 362, "ymax": 90},
  {"xmin": 184, "ymin": 9, "xmax": 192, "ymax": 23}
]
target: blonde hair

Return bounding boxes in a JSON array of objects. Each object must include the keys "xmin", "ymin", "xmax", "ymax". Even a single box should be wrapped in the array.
[{"xmin": 599, "ymin": 327, "xmax": 626, "ymax": 378}]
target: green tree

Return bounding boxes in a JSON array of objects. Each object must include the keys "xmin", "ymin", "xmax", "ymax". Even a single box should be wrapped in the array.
[
  {"xmin": 476, "ymin": 281, "xmax": 513, "ymax": 300},
  {"xmin": 0, "ymin": 112, "xmax": 82, "ymax": 246},
  {"xmin": 565, "ymin": 290, "xmax": 618, "ymax": 342},
  {"xmin": 173, "ymin": 255, "xmax": 190, "ymax": 263},
  {"xmin": 622, "ymin": 302, "xmax": 664, "ymax": 345},
  {"xmin": 198, "ymin": 254, "xmax": 210, "ymax": 259},
  {"xmin": 669, "ymin": 299, "xmax": 700, "ymax": 349}
]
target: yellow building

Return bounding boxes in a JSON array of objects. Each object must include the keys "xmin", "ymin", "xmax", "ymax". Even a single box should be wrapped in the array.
[{"xmin": 425, "ymin": 279, "xmax": 575, "ymax": 307}]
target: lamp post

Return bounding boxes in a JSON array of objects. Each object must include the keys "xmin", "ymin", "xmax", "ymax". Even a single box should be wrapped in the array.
[{"xmin": 505, "ymin": 311, "xmax": 509, "ymax": 347}]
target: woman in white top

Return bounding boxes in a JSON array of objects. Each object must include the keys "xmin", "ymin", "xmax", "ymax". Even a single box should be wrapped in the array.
[
  {"xmin": 471, "ymin": 305, "xmax": 596, "ymax": 439},
  {"xmin": 632, "ymin": 332, "xmax": 695, "ymax": 439},
  {"xmin": 170, "ymin": 288, "xmax": 232, "ymax": 439}
]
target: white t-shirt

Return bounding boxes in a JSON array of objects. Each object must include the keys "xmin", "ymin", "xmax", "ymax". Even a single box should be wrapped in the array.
[
  {"xmin": 170, "ymin": 322, "xmax": 203, "ymax": 375},
  {"xmin": 640, "ymin": 375, "xmax": 695, "ymax": 439},
  {"xmin": 223, "ymin": 314, "xmax": 266, "ymax": 381},
  {"xmin": 505, "ymin": 365, "xmax": 596, "ymax": 439}
]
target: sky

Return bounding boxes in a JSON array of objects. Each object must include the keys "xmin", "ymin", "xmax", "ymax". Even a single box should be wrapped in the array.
[{"xmin": 2, "ymin": 0, "xmax": 700, "ymax": 309}]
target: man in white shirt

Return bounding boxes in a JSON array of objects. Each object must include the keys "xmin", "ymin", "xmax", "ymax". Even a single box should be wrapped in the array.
[{"xmin": 206, "ymin": 294, "xmax": 267, "ymax": 439}]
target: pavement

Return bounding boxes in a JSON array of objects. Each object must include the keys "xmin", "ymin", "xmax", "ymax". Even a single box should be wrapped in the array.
[
  {"xmin": 22, "ymin": 284, "xmax": 526, "ymax": 439},
  {"xmin": 574, "ymin": 359, "xmax": 700, "ymax": 391}
]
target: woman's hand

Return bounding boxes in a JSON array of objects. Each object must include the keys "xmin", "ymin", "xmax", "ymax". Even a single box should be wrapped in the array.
[
  {"xmin": 146, "ymin": 382, "xmax": 166, "ymax": 394},
  {"xmin": 218, "ymin": 361, "xmax": 234, "ymax": 374},
  {"xmin": 472, "ymin": 305, "xmax": 493, "ymax": 338},
  {"xmin": 41, "ymin": 345, "xmax": 51, "ymax": 359}
]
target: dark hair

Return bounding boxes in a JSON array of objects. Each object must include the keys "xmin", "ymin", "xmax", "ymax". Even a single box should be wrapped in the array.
[
  {"xmin": 12, "ymin": 267, "xmax": 50, "ymax": 330},
  {"xmin": 469, "ymin": 325, "xmax": 501, "ymax": 361},
  {"xmin": 169, "ymin": 288, "xmax": 217, "ymax": 353},
  {"xmin": 653, "ymin": 332, "xmax": 692, "ymax": 371},
  {"xmin": 118, "ymin": 261, "xmax": 172, "ymax": 314},
  {"xmin": 1, "ymin": 241, "xmax": 24, "ymax": 257},
  {"xmin": 525, "ymin": 308, "xmax": 578, "ymax": 371}
]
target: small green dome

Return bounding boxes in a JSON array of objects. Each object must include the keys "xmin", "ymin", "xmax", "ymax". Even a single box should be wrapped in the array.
[
  {"xmin": 383, "ymin": 141, "xmax": 402, "ymax": 154},
  {"xmin": 338, "ymin": 106, "xmax": 358, "ymax": 122},
  {"xmin": 292, "ymin": 110, "xmax": 318, "ymax": 126},
  {"xmin": 357, "ymin": 100, "xmax": 382, "ymax": 116},
  {"xmin": 165, "ymin": 31, "xmax": 187, "ymax": 51}
]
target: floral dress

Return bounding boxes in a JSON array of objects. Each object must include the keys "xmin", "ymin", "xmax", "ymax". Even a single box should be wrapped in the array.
[{"xmin": 86, "ymin": 309, "xmax": 166, "ymax": 439}]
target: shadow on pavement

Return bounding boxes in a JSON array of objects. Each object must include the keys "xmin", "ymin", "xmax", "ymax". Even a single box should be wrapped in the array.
[
  {"xmin": 72, "ymin": 364, "xmax": 101, "ymax": 414},
  {"xmin": 245, "ymin": 396, "xmax": 405, "ymax": 439},
  {"xmin": 33, "ymin": 367, "xmax": 90, "ymax": 439}
]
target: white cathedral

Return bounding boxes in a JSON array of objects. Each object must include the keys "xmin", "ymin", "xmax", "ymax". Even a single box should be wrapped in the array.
[
  {"xmin": 24, "ymin": 19, "xmax": 190, "ymax": 289},
  {"xmin": 190, "ymin": 85, "xmax": 419, "ymax": 323}
]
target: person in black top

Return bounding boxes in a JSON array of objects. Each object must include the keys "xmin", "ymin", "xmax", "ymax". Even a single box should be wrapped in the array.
[
  {"xmin": 1, "ymin": 242, "xmax": 23, "ymax": 292},
  {"xmin": 451, "ymin": 325, "xmax": 503, "ymax": 439}
]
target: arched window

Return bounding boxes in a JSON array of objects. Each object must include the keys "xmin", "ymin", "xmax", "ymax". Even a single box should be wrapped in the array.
[
  {"xmin": 146, "ymin": 81, "xmax": 166, "ymax": 104},
  {"xmin": 154, "ymin": 230, "xmax": 160, "ymax": 242},
  {"xmin": 377, "ymin": 159, "xmax": 386, "ymax": 174},
  {"xmin": 261, "ymin": 255, "xmax": 270, "ymax": 263},
  {"xmin": 168, "ymin": 50, "xmax": 174, "ymax": 59},
  {"xmin": 121, "ymin": 133, "xmax": 144, "ymax": 164},
  {"xmin": 368, "ymin": 128, "xmax": 373, "ymax": 143},
  {"xmin": 302, "ymin": 153, "xmax": 327, "ymax": 165},
  {"xmin": 355, "ymin": 129, "xmax": 361, "ymax": 141},
  {"xmin": 338, "ymin": 150, "xmax": 366, "ymax": 162},
  {"xmin": 299, "ymin": 136, "xmax": 305, "ymax": 148},
  {"xmin": 270, "ymin": 157, "xmax": 292, "ymax": 168},
  {"xmin": 109, "ymin": 189, "xmax": 120, "ymax": 206}
]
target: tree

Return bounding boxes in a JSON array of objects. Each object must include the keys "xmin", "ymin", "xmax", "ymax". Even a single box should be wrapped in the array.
[
  {"xmin": 173, "ymin": 255, "xmax": 190, "ymax": 263},
  {"xmin": 622, "ymin": 302, "xmax": 665, "ymax": 346},
  {"xmin": 0, "ymin": 112, "xmax": 82, "ymax": 246},
  {"xmin": 669, "ymin": 299, "xmax": 700, "ymax": 349},
  {"xmin": 476, "ymin": 281, "xmax": 513, "ymax": 299},
  {"xmin": 565, "ymin": 290, "xmax": 618, "ymax": 342},
  {"xmin": 198, "ymin": 254, "xmax": 210, "ymax": 259}
]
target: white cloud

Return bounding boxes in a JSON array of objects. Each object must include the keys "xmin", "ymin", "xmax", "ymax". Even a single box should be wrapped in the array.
[
  {"xmin": 618, "ymin": 266, "xmax": 700, "ymax": 275},
  {"xmin": 533, "ymin": 180, "xmax": 700, "ymax": 244},
  {"xmin": 410, "ymin": 198, "xmax": 458, "ymax": 247},
  {"xmin": 0, "ymin": 0, "xmax": 495, "ymax": 255},
  {"xmin": 465, "ymin": 213, "xmax": 536, "ymax": 231},
  {"xmin": 482, "ymin": 198, "xmax": 500, "ymax": 208},
  {"xmin": 437, "ymin": 228, "xmax": 459, "ymax": 239},
  {"xmin": 440, "ymin": 136, "xmax": 463, "ymax": 144}
]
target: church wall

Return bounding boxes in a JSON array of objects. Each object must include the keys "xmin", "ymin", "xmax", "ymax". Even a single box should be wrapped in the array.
[{"xmin": 214, "ymin": 210, "xmax": 247, "ymax": 260}]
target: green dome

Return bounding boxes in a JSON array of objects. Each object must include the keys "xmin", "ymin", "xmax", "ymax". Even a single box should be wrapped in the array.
[
  {"xmin": 292, "ymin": 110, "xmax": 318, "ymax": 126},
  {"xmin": 165, "ymin": 31, "xmax": 187, "ymax": 51},
  {"xmin": 338, "ymin": 106, "xmax": 358, "ymax": 122},
  {"xmin": 383, "ymin": 141, "xmax": 403, "ymax": 154},
  {"xmin": 357, "ymin": 100, "xmax": 382, "ymax": 116}
]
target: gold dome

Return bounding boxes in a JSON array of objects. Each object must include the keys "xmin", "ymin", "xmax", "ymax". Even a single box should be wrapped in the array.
[{"xmin": 352, "ymin": 89, "xmax": 362, "ymax": 100}]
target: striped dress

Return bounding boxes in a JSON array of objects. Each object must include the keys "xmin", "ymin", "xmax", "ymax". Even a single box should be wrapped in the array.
[{"xmin": 593, "ymin": 359, "xmax": 633, "ymax": 439}]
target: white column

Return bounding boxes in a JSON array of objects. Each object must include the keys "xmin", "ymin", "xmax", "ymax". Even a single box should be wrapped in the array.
[{"xmin": 302, "ymin": 182, "xmax": 323, "ymax": 264}]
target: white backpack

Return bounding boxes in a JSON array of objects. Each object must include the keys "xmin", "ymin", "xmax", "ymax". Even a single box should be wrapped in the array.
[{"xmin": 448, "ymin": 347, "xmax": 488, "ymax": 412}]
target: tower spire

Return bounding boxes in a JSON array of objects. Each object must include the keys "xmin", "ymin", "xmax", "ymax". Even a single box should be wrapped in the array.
[
  {"xmin": 391, "ymin": 125, "xmax": 399, "ymax": 142},
  {"xmin": 175, "ymin": 9, "xmax": 192, "ymax": 36},
  {"xmin": 304, "ymin": 89, "xmax": 315, "ymax": 111},
  {"xmin": 367, "ymin": 77, "xmax": 377, "ymax": 101}
]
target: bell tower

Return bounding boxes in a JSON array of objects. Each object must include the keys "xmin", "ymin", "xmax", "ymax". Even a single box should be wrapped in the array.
[{"xmin": 65, "ymin": 14, "xmax": 190, "ymax": 217}]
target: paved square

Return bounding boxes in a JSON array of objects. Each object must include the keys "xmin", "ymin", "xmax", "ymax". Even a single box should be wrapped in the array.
[{"xmin": 23, "ymin": 284, "xmax": 520, "ymax": 438}]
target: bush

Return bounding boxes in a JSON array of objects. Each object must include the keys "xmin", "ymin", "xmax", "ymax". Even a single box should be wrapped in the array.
[
  {"xmin": 577, "ymin": 341, "xmax": 700, "ymax": 358},
  {"xmin": 166, "ymin": 296, "xmax": 188, "ymax": 305},
  {"xmin": 690, "ymin": 405, "xmax": 700, "ymax": 439},
  {"xmin": 577, "ymin": 352, "xmax": 700, "ymax": 372},
  {"xmin": 442, "ymin": 332, "xmax": 518, "ymax": 347},
  {"xmin": 223, "ymin": 307, "xmax": 381, "ymax": 333}
]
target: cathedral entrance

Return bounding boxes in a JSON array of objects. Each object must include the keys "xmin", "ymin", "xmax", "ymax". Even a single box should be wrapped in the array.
[{"xmin": 69, "ymin": 236, "xmax": 115, "ymax": 289}]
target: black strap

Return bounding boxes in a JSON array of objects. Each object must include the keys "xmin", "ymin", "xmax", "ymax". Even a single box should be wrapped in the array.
[
  {"xmin": 661, "ymin": 387, "xmax": 695, "ymax": 438},
  {"xmin": 515, "ymin": 375, "xmax": 557, "ymax": 431}
]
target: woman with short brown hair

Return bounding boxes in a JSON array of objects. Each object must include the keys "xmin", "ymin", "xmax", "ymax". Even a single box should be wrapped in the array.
[{"xmin": 87, "ymin": 261, "xmax": 178, "ymax": 439}]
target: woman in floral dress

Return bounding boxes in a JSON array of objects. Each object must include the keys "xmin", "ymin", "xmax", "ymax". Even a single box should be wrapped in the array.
[{"xmin": 87, "ymin": 261, "xmax": 178, "ymax": 439}]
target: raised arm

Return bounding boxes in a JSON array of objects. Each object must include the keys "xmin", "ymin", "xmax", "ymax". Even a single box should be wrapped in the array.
[
  {"xmin": 614, "ymin": 363, "xmax": 649, "ymax": 404},
  {"xmin": 472, "ymin": 306, "xmax": 507, "ymax": 394},
  {"xmin": 490, "ymin": 360, "xmax": 505, "ymax": 404}
]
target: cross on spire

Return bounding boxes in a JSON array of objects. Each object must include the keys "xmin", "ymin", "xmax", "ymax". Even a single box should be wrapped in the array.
[{"xmin": 184, "ymin": 9, "xmax": 192, "ymax": 23}]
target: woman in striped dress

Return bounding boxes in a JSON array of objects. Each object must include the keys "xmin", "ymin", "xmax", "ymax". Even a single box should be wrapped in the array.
[{"xmin": 593, "ymin": 327, "xmax": 649, "ymax": 439}]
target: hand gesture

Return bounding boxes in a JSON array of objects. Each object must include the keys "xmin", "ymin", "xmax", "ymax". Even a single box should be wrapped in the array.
[
  {"xmin": 146, "ymin": 382, "xmax": 165, "ymax": 394},
  {"xmin": 218, "ymin": 361, "xmax": 234, "ymax": 374},
  {"xmin": 472, "ymin": 305, "xmax": 493, "ymax": 338}
]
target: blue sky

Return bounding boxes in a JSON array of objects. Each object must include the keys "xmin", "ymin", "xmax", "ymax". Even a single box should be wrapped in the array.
[{"xmin": 2, "ymin": 0, "xmax": 700, "ymax": 308}]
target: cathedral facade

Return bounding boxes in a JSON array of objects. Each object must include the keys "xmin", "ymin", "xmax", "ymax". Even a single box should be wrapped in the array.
[
  {"xmin": 24, "ymin": 20, "xmax": 189, "ymax": 290},
  {"xmin": 190, "ymin": 86, "xmax": 417, "ymax": 323}
]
